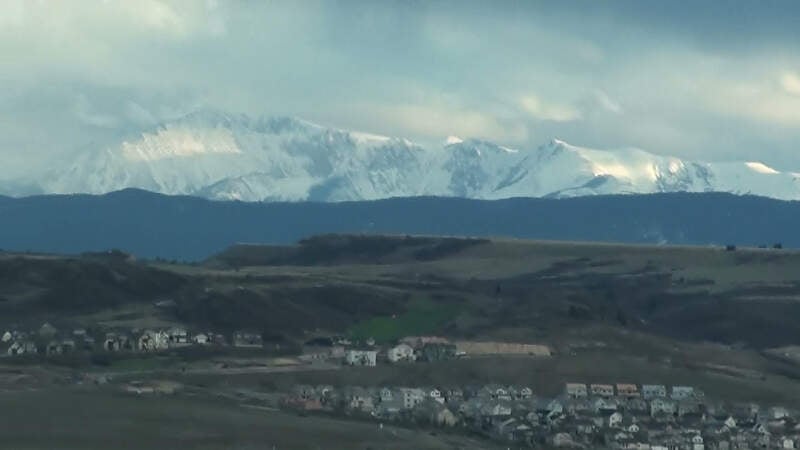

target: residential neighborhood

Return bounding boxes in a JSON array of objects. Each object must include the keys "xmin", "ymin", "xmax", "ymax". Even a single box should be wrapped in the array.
[{"xmin": 282, "ymin": 381, "xmax": 800, "ymax": 450}]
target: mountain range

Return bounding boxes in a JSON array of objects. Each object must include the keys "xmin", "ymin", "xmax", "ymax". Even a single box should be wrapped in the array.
[
  {"xmin": 1, "ymin": 189, "xmax": 798, "ymax": 260},
  {"xmin": 2, "ymin": 110, "xmax": 799, "ymax": 201}
]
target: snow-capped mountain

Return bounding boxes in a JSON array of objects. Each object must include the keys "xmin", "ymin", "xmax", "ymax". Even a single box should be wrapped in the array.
[{"xmin": 5, "ymin": 111, "xmax": 800, "ymax": 202}]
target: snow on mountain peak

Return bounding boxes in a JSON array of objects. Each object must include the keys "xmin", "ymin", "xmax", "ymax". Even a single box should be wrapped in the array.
[
  {"xmin": 446, "ymin": 135, "xmax": 464, "ymax": 145},
  {"xmin": 121, "ymin": 127, "xmax": 242, "ymax": 162},
  {"xmin": 745, "ymin": 161, "xmax": 779, "ymax": 175},
  {"xmin": 6, "ymin": 110, "xmax": 800, "ymax": 202}
]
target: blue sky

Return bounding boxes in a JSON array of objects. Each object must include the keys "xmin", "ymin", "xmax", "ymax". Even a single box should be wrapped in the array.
[{"xmin": 1, "ymin": 0, "xmax": 800, "ymax": 175}]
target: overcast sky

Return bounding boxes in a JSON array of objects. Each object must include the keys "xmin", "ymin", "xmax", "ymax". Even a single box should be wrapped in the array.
[{"xmin": 2, "ymin": 0, "xmax": 800, "ymax": 176}]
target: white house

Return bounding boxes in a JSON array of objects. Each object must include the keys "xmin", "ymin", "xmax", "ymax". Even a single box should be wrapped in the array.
[
  {"xmin": 387, "ymin": 343, "xmax": 416, "ymax": 363},
  {"xmin": 608, "ymin": 412, "xmax": 623, "ymax": 428},
  {"xmin": 345, "ymin": 349, "xmax": 377, "ymax": 366},
  {"xmin": 518, "ymin": 386, "xmax": 533, "ymax": 399},
  {"xmin": 692, "ymin": 435, "xmax": 704, "ymax": 450},
  {"xmin": 428, "ymin": 388, "xmax": 444, "ymax": 404},
  {"xmin": 1, "ymin": 331, "xmax": 11, "ymax": 343},
  {"xmin": 193, "ymin": 333, "xmax": 209, "ymax": 345}
]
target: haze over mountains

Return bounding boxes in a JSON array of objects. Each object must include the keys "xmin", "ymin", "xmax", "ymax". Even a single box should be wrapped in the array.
[
  {"xmin": 1, "ymin": 190, "xmax": 798, "ymax": 260},
  {"xmin": 2, "ymin": 110, "xmax": 799, "ymax": 202}
]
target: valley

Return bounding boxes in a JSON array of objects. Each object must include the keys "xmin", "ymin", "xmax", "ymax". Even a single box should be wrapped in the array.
[{"xmin": 2, "ymin": 235, "xmax": 800, "ymax": 448}]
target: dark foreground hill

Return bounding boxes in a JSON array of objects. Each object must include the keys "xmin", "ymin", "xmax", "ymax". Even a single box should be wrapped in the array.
[{"xmin": 1, "ymin": 189, "xmax": 799, "ymax": 260}]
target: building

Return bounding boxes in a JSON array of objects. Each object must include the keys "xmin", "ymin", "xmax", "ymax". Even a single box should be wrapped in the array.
[
  {"xmin": 642, "ymin": 384, "xmax": 667, "ymax": 399},
  {"xmin": 590, "ymin": 384, "xmax": 615, "ymax": 397},
  {"xmin": 400, "ymin": 388, "xmax": 425, "ymax": 410},
  {"xmin": 387, "ymin": 343, "xmax": 416, "ymax": 363},
  {"xmin": 671, "ymin": 386, "xmax": 695, "ymax": 400},
  {"xmin": 345, "ymin": 349, "xmax": 377, "ymax": 366},
  {"xmin": 651, "ymin": 398, "xmax": 677, "ymax": 417},
  {"xmin": 138, "ymin": 330, "xmax": 169, "ymax": 352},
  {"xmin": 565, "ymin": 383, "xmax": 588, "ymax": 398},
  {"xmin": 233, "ymin": 331, "xmax": 263, "ymax": 348},
  {"xmin": 616, "ymin": 384, "xmax": 640, "ymax": 398}
]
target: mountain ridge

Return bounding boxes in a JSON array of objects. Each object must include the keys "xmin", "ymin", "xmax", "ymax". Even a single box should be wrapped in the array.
[
  {"xmin": 2, "ymin": 111, "xmax": 799, "ymax": 202},
  {"xmin": 1, "ymin": 189, "xmax": 799, "ymax": 260}
]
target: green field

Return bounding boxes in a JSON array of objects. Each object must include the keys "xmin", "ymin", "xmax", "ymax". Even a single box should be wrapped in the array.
[{"xmin": 347, "ymin": 299, "xmax": 462, "ymax": 343}]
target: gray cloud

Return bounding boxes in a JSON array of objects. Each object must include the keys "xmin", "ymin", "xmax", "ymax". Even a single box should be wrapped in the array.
[{"xmin": 1, "ymin": 0, "xmax": 799, "ymax": 176}]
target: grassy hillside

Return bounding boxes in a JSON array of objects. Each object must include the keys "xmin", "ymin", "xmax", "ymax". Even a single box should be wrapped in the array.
[{"xmin": 4, "ymin": 234, "xmax": 800, "ymax": 350}]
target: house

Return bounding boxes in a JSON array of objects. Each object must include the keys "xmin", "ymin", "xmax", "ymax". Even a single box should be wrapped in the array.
[
  {"xmin": 60, "ymin": 339, "xmax": 76, "ymax": 353},
  {"xmin": 565, "ymin": 397, "xmax": 593, "ymax": 414},
  {"xmin": 344, "ymin": 349, "xmax": 377, "ymax": 367},
  {"xmin": 138, "ymin": 330, "xmax": 169, "ymax": 352},
  {"xmin": 445, "ymin": 388, "xmax": 464, "ymax": 403},
  {"xmin": 552, "ymin": 433, "xmax": 576, "ymax": 447},
  {"xmin": 608, "ymin": 411, "xmax": 624, "ymax": 428},
  {"xmin": 399, "ymin": 388, "xmax": 425, "ymax": 410},
  {"xmin": 1, "ymin": 331, "xmax": 12, "ymax": 343},
  {"xmin": 233, "ymin": 331, "xmax": 263, "ymax": 348},
  {"xmin": 167, "ymin": 327, "xmax": 190, "ymax": 346},
  {"xmin": 671, "ymin": 386, "xmax": 695, "ymax": 400},
  {"xmin": 518, "ymin": 386, "xmax": 533, "ymax": 400},
  {"xmin": 7, "ymin": 340, "xmax": 35, "ymax": 356},
  {"xmin": 593, "ymin": 397, "xmax": 619, "ymax": 414},
  {"xmin": 387, "ymin": 343, "xmax": 416, "ymax": 363},
  {"xmin": 379, "ymin": 387, "xmax": 395, "ymax": 402},
  {"xmin": 482, "ymin": 401, "xmax": 513, "ymax": 417},
  {"xmin": 46, "ymin": 340, "xmax": 63, "ymax": 355},
  {"xmin": 346, "ymin": 388, "xmax": 375, "ymax": 412},
  {"xmin": 193, "ymin": 333, "xmax": 209, "ymax": 345},
  {"xmin": 642, "ymin": 384, "xmax": 668, "ymax": 399},
  {"xmin": 575, "ymin": 418, "xmax": 597, "ymax": 435},
  {"xmin": 678, "ymin": 400, "xmax": 702, "ymax": 417},
  {"xmin": 624, "ymin": 397, "xmax": 649, "ymax": 415},
  {"xmin": 375, "ymin": 397, "xmax": 405, "ymax": 418},
  {"xmin": 565, "ymin": 383, "xmax": 588, "ymax": 398},
  {"xmin": 768, "ymin": 407, "xmax": 791, "ymax": 420},
  {"xmin": 651, "ymin": 398, "xmax": 677, "ymax": 417},
  {"xmin": 103, "ymin": 333, "xmax": 132, "ymax": 352},
  {"xmin": 616, "ymin": 384, "xmax": 640, "ymax": 398},
  {"xmin": 300, "ymin": 346, "xmax": 336, "ymax": 362},
  {"xmin": 591, "ymin": 384, "xmax": 615, "ymax": 397},
  {"xmin": 495, "ymin": 418, "xmax": 532, "ymax": 442},
  {"xmin": 692, "ymin": 434, "xmax": 705, "ymax": 450},
  {"xmin": 39, "ymin": 322, "xmax": 58, "ymax": 338},
  {"xmin": 480, "ymin": 384, "xmax": 511, "ymax": 401},
  {"xmin": 427, "ymin": 388, "xmax": 444, "ymax": 404}
]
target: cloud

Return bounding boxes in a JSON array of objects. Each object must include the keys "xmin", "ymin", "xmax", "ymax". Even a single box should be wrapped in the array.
[
  {"xmin": 73, "ymin": 95, "xmax": 119, "ymax": 128},
  {"xmin": 593, "ymin": 90, "xmax": 623, "ymax": 114},
  {"xmin": 519, "ymin": 95, "xmax": 582, "ymax": 122},
  {"xmin": 781, "ymin": 72, "xmax": 800, "ymax": 96},
  {"xmin": 2, "ymin": 1, "xmax": 800, "ymax": 173},
  {"xmin": 699, "ymin": 76, "xmax": 800, "ymax": 127}
]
